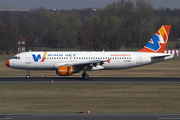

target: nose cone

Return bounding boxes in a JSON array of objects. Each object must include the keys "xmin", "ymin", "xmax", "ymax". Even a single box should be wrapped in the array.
[{"xmin": 5, "ymin": 60, "xmax": 10, "ymax": 67}]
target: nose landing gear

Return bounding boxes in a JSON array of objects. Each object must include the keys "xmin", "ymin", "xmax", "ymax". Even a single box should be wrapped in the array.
[{"xmin": 26, "ymin": 70, "xmax": 31, "ymax": 79}]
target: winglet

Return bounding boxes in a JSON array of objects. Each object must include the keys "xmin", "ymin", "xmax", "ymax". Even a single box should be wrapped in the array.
[
  {"xmin": 106, "ymin": 59, "xmax": 111, "ymax": 63},
  {"xmin": 138, "ymin": 25, "xmax": 171, "ymax": 53}
]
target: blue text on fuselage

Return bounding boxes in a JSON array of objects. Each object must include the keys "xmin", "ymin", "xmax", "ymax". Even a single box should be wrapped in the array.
[{"xmin": 32, "ymin": 54, "xmax": 41, "ymax": 62}]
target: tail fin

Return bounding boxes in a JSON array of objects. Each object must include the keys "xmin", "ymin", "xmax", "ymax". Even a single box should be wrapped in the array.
[{"xmin": 138, "ymin": 25, "xmax": 171, "ymax": 53}]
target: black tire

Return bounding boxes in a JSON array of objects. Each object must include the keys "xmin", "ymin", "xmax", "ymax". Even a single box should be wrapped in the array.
[
  {"xmin": 82, "ymin": 74, "xmax": 85, "ymax": 78},
  {"xmin": 26, "ymin": 74, "xmax": 30, "ymax": 79},
  {"xmin": 83, "ymin": 74, "xmax": 89, "ymax": 80}
]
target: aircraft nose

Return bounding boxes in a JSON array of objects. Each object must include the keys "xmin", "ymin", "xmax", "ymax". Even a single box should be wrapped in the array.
[{"xmin": 5, "ymin": 60, "xmax": 10, "ymax": 67}]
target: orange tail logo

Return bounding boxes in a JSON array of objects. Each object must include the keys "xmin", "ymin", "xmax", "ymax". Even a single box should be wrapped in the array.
[{"xmin": 138, "ymin": 25, "xmax": 171, "ymax": 53}]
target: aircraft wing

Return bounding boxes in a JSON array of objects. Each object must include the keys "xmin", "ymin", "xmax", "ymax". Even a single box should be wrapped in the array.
[
  {"xmin": 73, "ymin": 58, "xmax": 111, "ymax": 66},
  {"xmin": 73, "ymin": 60, "xmax": 101, "ymax": 66},
  {"xmin": 72, "ymin": 59, "xmax": 110, "ymax": 71},
  {"xmin": 54, "ymin": 59, "xmax": 111, "ymax": 72}
]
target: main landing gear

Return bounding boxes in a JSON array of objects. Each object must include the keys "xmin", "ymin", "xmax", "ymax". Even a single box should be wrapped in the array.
[
  {"xmin": 82, "ymin": 70, "xmax": 89, "ymax": 80},
  {"xmin": 26, "ymin": 70, "xmax": 31, "ymax": 79}
]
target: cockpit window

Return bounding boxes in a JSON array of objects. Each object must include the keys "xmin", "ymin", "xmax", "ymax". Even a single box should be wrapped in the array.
[{"xmin": 12, "ymin": 56, "xmax": 20, "ymax": 59}]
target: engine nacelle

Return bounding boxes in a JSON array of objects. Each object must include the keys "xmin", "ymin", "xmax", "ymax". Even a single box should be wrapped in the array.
[{"xmin": 56, "ymin": 66, "xmax": 74, "ymax": 76}]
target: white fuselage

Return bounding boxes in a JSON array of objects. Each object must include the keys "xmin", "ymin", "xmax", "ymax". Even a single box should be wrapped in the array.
[{"xmin": 8, "ymin": 51, "xmax": 174, "ymax": 71}]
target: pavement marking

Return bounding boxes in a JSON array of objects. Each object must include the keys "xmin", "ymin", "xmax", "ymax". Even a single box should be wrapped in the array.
[
  {"xmin": 159, "ymin": 118, "xmax": 180, "ymax": 120},
  {"xmin": 0, "ymin": 118, "xmax": 12, "ymax": 120}
]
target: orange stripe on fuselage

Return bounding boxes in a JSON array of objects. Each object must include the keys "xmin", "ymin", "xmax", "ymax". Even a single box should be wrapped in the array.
[{"xmin": 41, "ymin": 51, "xmax": 47, "ymax": 62}]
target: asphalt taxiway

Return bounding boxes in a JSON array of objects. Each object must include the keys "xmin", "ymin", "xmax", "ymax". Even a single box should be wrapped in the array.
[
  {"xmin": 0, "ymin": 77, "xmax": 180, "ymax": 84},
  {"xmin": 1, "ymin": 114, "xmax": 180, "ymax": 120},
  {"xmin": 0, "ymin": 78, "xmax": 180, "ymax": 120}
]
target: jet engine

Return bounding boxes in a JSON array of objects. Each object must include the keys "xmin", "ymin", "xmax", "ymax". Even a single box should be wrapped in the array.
[{"xmin": 56, "ymin": 66, "xmax": 74, "ymax": 76}]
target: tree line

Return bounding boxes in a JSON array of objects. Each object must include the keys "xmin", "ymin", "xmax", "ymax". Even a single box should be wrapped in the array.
[{"xmin": 0, "ymin": 0, "xmax": 180, "ymax": 54}]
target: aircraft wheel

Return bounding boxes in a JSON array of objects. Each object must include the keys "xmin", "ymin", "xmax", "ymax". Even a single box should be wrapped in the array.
[
  {"xmin": 26, "ymin": 74, "xmax": 30, "ymax": 79},
  {"xmin": 82, "ymin": 74, "xmax": 89, "ymax": 80}
]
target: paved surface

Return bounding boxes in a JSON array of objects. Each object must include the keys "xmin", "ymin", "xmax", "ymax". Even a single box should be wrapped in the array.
[
  {"xmin": 1, "ymin": 114, "xmax": 180, "ymax": 120},
  {"xmin": 0, "ymin": 77, "xmax": 180, "ymax": 84},
  {"xmin": 0, "ymin": 78, "xmax": 180, "ymax": 120}
]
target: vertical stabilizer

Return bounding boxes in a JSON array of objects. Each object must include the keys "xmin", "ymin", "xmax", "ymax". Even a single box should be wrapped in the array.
[{"xmin": 138, "ymin": 25, "xmax": 171, "ymax": 53}]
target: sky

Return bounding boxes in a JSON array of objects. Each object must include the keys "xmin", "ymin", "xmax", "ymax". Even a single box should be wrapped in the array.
[{"xmin": 0, "ymin": 0, "xmax": 180, "ymax": 10}]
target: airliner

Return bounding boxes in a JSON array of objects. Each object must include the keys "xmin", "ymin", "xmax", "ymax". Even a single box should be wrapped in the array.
[{"xmin": 5, "ymin": 25, "xmax": 173, "ymax": 79}]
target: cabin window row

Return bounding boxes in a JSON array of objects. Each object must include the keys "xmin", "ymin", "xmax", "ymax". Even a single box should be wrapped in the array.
[{"xmin": 39, "ymin": 57, "xmax": 132, "ymax": 60}]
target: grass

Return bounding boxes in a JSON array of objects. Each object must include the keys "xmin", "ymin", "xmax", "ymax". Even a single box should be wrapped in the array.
[{"xmin": 0, "ymin": 84, "xmax": 180, "ymax": 114}]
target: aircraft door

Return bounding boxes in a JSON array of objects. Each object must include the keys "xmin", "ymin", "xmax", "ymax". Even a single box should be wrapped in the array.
[
  {"xmin": 26, "ymin": 53, "xmax": 31, "ymax": 64},
  {"xmin": 136, "ymin": 54, "xmax": 142, "ymax": 64}
]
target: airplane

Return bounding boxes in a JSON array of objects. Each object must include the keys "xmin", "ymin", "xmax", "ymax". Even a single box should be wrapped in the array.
[{"xmin": 5, "ymin": 25, "xmax": 173, "ymax": 79}]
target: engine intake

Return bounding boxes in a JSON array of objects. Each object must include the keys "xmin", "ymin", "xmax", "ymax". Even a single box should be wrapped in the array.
[{"xmin": 56, "ymin": 66, "xmax": 74, "ymax": 76}]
